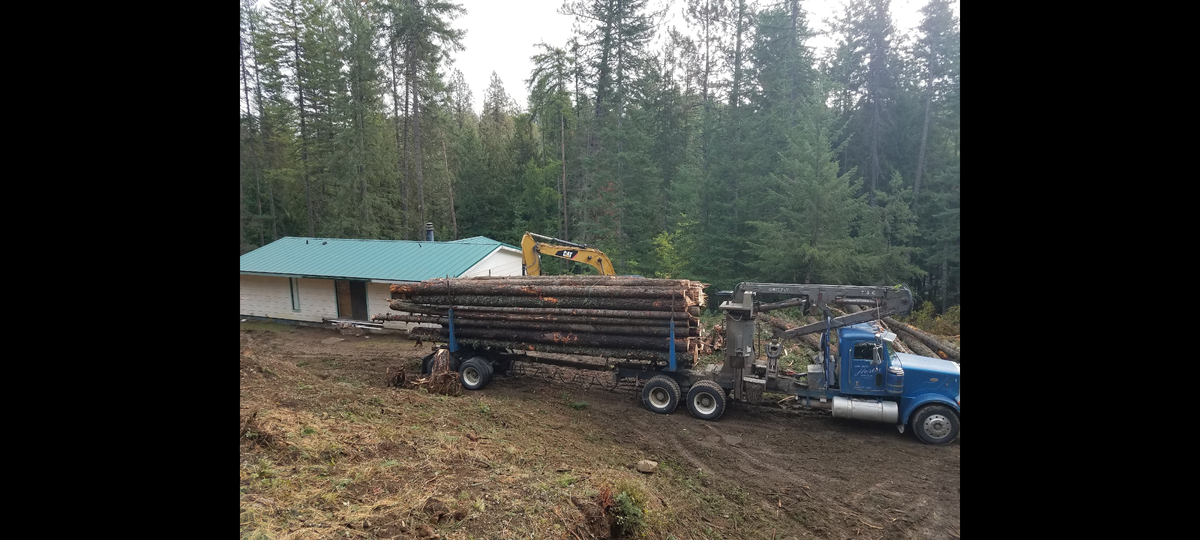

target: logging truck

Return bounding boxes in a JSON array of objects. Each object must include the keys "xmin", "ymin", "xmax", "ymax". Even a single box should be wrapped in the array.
[{"xmin": 397, "ymin": 278, "xmax": 959, "ymax": 445}]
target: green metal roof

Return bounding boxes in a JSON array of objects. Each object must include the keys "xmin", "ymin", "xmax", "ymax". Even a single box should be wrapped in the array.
[
  {"xmin": 449, "ymin": 236, "xmax": 519, "ymax": 250},
  {"xmin": 239, "ymin": 237, "xmax": 516, "ymax": 281}
]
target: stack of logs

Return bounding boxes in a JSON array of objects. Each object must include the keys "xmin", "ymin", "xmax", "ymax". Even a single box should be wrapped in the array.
[
  {"xmin": 758, "ymin": 303, "xmax": 961, "ymax": 362},
  {"xmin": 374, "ymin": 276, "xmax": 707, "ymax": 366}
]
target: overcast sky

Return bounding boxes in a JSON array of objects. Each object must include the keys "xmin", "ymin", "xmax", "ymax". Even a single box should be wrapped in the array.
[{"xmin": 448, "ymin": 0, "xmax": 952, "ymax": 115}]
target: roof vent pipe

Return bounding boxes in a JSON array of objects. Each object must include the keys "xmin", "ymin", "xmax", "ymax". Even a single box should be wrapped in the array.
[{"xmin": 425, "ymin": 223, "xmax": 435, "ymax": 242}]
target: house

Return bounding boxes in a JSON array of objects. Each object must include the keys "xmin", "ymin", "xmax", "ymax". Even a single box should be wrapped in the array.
[{"xmin": 239, "ymin": 235, "xmax": 522, "ymax": 330}]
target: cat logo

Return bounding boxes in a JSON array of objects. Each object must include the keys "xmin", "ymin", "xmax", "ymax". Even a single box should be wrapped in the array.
[{"xmin": 555, "ymin": 250, "xmax": 578, "ymax": 258}]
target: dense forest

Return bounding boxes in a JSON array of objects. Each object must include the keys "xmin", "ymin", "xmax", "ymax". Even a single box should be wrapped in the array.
[{"xmin": 239, "ymin": 0, "xmax": 960, "ymax": 311}]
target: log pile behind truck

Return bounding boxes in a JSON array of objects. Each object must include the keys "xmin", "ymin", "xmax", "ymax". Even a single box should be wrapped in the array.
[{"xmin": 375, "ymin": 276, "xmax": 707, "ymax": 366}]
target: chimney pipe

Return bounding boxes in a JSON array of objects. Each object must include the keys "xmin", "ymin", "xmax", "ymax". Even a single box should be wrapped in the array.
[{"xmin": 425, "ymin": 222, "xmax": 435, "ymax": 242}]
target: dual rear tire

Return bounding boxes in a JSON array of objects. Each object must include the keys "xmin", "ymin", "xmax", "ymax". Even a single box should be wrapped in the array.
[
  {"xmin": 458, "ymin": 357, "xmax": 493, "ymax": 391},
  {"xmin": 641, "ymin": 376, "xmax": 727, "ymax": 421}
]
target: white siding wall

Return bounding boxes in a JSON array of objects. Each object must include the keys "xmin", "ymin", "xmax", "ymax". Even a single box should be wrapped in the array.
[
  {"xmin": 372, "ymin": 247, "xmax": 521, "ymax": 330},
  {"xmin": 240, "ymin": 275, "xmax": 338, "ymax": 322},
  {"xmin": 460, "ymin": 247, "xmax": 523, "ymax": 277}
]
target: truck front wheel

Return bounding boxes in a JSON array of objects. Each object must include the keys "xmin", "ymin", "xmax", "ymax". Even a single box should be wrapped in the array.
[{"xmin": 912, "ymin": 405, "xmax": 959, "ymax": 445}]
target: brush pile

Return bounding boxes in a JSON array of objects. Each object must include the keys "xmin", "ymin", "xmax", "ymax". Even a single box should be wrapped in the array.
[{"xmin": 374, "ymin": 276, "xmax": 707, "ymax": 366}]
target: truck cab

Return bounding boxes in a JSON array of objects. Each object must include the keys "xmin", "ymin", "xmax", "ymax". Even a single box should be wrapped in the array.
[{"xmin": 827, "ymin": 323, "xmax": 960, "ymax": 444}]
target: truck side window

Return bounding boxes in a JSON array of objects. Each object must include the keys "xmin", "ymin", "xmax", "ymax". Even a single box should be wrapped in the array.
[{"xmin": 853, "ymin": 343, "xmax": 875, "ymax": 360}]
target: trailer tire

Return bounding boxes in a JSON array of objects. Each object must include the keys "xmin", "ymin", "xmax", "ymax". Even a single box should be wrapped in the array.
[
  {"xmin": 912, "ymin": 405, "xmax": 959, "ymax": 445},
  {"xmin": 459, "ymin": 358, "xmax": 492, "ymax": 391},
  {"xmin": 685, "ymin": 380, "xmax": 726, "ymax": 421},
  {"xmin": 642, "ymin": 375, "xmax": 680, "ymax": 414}
]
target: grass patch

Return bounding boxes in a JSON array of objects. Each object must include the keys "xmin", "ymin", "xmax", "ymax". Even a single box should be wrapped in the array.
[{"xmin": 555, "ymin": 473, "xmax": 579, "ymax": 487}]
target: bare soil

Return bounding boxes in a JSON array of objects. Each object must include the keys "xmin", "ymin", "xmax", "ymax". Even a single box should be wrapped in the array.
[{"xmin": 240, "ymin": 321, "xmax": 959, "ymax": 540}]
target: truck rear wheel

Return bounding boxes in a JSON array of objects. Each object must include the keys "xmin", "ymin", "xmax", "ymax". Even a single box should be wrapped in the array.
[
  {"xmin": 459, "ymin": 357, "xmax": 492, "ymax": 390},
  {"xmin": 685, "ymin": 380, "xmax": 727, "ymax": 421},
  {"xmin": 642, "ymin": 375, "xmax": 680, "ymax": 414},
  {"xmin": 912, "ymin": 405, "xmax": 959, "ymax": 445}
]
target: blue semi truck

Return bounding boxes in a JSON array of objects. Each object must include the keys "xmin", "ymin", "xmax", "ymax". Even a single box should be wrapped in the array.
[
  {"xmin": 627, "ymin": 283, "xmax": 960, "ymax": 445},
  {"xmin": 427, "ymin": 282, "xmax": 960, "ymax": 445}
]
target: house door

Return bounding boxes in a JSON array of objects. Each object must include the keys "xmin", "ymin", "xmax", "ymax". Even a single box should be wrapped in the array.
[{"xmin": 335, "ymin": 280, "xmax": 369, "ymax": 321}]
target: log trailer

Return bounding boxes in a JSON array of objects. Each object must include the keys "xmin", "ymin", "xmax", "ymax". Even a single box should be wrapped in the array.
[
  {"xmin": 520, "ymin": 232, "xmax": 616, "ymax": 276},
  {"xmin": 417, "ymin": 282, "xmax": 960, "ymax": 445}
]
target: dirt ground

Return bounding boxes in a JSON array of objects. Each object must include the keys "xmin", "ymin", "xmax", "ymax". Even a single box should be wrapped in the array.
[{"xmin": 240, "ymin": 321, "xmax": 960, "ymax": 540}]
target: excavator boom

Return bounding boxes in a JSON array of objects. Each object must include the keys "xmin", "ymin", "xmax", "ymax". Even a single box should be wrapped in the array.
[{"xmin": 521, "ymin": 232, "xmax": 616, "ymax": 276}]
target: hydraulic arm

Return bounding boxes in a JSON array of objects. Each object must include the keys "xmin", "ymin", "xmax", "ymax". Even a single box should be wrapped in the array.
[{"xmin": 521, "ymin": 232, "xmax": 616, "ymax": 276}]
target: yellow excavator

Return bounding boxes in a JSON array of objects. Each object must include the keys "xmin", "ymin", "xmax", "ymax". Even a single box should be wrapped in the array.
[{"xmin": 520, "ymin": 232, "xmax": 616, "ymax": 276}]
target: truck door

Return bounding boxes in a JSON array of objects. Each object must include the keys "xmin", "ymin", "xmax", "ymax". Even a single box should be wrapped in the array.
[{"xmin": 848, "ymin": 341, "xmax": 886, "ymax": 393}]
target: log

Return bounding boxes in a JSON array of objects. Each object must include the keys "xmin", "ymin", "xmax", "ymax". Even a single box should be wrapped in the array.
[
  {"xmin": 389, "ymin": 299, "xmax": 700, "ymax": 318},
  {"xmin": 453, "ymin": 319, "xmax": 698, "ymax": 337},
  {"xmin": 448, "ymin": 337, "xmax": 674, "ymax": 362},
  {"xmin": 392, "ymin": 282, "xmax": 697, "ymax": 300},
  {"xmin": 429, "ymin": 317, "xmax": 696, "ymax": 337},
  {"xmin": 411, "ymin": 326, "xmax": 690, "ymax": 352},
  {"xmin": 402, "ymin": 294, "xmax": 693, "ymax": 311},
  {"xmin": 372, "ymin": 313, "xmax": 446, "ymax": 324},
  {"xmin": 759, "ymin": 315, "xmax": 822, "ymax": 350},
  {"xmin": 422, "ymin": 276, "xmax": 703, "ymax": 288},
  {"xmin": 894, "ymin": 329, "xmax": 937, "ymax": 358},
  {"xmin": 376, "ymin": 311, "xmax": 696, "ymax": 328},
  {"xmin": 883, "ymin": 317, "xmax": 959, "ymax": 361}
]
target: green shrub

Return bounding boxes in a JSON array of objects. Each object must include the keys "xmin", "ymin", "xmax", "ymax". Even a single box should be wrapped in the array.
[{"xmin": 609, "ymin": 479, "xmax": 648, "ymax": 537}]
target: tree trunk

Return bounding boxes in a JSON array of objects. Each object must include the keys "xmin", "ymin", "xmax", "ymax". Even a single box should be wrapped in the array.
[
  {"xmin": 441, "ymin": 135, "xmax": 457, "ymax": 239},
  {"xmin": 413, "ymin": 326, "xmax": 688, "ymax": 352},
  {"xmin": 444, "ymin": 276, "xmax": 701, "ymax": 287},
  {"xmin": 447, "ymin": 336, "xmax": 676, "ymax": 362},
  {"xmin": 892, "ymin": 328, "xmax": 936, "ymax": 358},
  {"xmin": 759, "ymin": 315, "xmax": 822, "ymax": 350},
  {"xmin": 392, "ymin": 283, "xmax": 699, "ymax": 299},
  {"xmin": 376, "ymin": 312, "xmax": 697, "ymax": 329},
  {"xmin": 388, "ymin": 300, "xmax": 700, "ymax": 319},
  {"xmin": 462, "ymin": 319, "xmax": 696, "ymax": 337},
  {"xmin": 883, "ymin": 317, "xmax": 959, "ymax": 361},
  {"xmin": 289, "ymin": 8, "xmax": 315, "ymax": 237},
  {"xmin": 913, "ymin": 72, "xmax": 932, "ymax": 200},
  {"xmin": 413, "ymin": 73, "xmax": 425, "ymax": 228},
  {"xmin": 400, "ymin": 294, "xmax": 693, "ymax": 312},
  {"xmin": 940, "ymin": 248, "xmax": 949, "ymax": 312},
  {"xmin": 561, "ymin": 113, "xmax": 568, "ymax": 240}
]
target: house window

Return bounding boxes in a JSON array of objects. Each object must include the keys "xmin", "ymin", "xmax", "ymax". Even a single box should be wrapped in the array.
[{"xmin": 290, "ymin": 278, "xmax": 301, "ymax": 312}]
